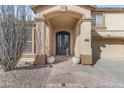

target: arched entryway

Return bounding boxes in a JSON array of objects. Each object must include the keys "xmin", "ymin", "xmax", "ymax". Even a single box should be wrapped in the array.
[
  {"xmin": 56, "ymin": 31, "xmax": 70, "ymax": 55},
  {"xmin": 34, "ymin": 5, "xmax": 93, "ymax": 65},
  {"xmin": 42, "ymin": 7, "xmax": 84, "ymax": 56}
]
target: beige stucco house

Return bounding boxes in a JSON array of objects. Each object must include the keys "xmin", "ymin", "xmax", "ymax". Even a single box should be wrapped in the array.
[{"xmin": 21, "ymin": 5, "xmax": 124, "ymax": 65}]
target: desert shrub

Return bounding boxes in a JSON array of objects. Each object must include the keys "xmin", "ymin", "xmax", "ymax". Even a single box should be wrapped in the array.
[{"xmin": 0, "ymin": 5, "xmax": 32, "ymax": 71}]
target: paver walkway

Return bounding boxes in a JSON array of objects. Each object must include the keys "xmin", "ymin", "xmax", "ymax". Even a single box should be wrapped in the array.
[{"xmin": 47, "ymin": 56, "xmax": 124, "ymax": 88}]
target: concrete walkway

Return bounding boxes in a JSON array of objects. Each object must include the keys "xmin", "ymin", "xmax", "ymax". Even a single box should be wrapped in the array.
[
  {"xmin": 95, "ymin": 59, "xmax": 124, "ymax": 85},
  {"xmin": 47, "ymin": 56, "xmax": 124, "ymax": 88}
]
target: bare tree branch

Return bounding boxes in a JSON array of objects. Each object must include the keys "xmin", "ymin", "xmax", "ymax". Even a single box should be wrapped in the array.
[{"xmin": 0, "ymin": 5, "xmax": 33, "ymax": 71}]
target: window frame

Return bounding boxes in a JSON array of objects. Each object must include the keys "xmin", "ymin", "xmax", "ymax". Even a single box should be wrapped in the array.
[
  {"xmin": 91, "ymin": 12, "xmax": 105, "ymax": 27},
  {"xmin": 23, "ymin": 27, "xmax": 36, "ymax": 55}
]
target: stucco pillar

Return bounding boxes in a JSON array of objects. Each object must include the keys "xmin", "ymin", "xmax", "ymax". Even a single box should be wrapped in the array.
[
  {"xmin": 80, "ymin": 18, "xmax": 92, "ymax": 65},
  {"xmin": 34, "ymin": 18, "xmax": 46, "ymax": 65}
]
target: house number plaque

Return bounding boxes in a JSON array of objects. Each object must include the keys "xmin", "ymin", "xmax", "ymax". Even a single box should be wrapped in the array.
[{"xmin": 84, "ymin": 39, "xmax": 90, "ymax": 42}]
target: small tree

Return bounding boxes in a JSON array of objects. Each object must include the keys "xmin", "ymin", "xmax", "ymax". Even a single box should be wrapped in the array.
[{"xmin": 0, "ymin": 5, "xmax": 32, "ymax": 71}]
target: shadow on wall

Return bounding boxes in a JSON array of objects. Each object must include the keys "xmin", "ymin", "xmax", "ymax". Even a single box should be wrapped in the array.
[
  {"xmin": 91, "ymin": 31, "xmax": 106, "ymax": 65},
  {"xmin": 91, "ymin": 31, "xmax": 124, "ymax": 65}
]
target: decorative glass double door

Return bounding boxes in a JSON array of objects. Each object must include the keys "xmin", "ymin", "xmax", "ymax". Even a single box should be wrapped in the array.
[{"xmin": 56, "ymin": 31, "xmax": 70, "ymax": 55}]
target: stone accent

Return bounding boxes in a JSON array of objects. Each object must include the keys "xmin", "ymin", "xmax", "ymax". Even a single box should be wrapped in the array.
[
  {"xmin": 72, "ymin": 56, "xmax": 80, "ymax": 64},
  {"xmin": 80, "ymin": 54, "xmax": 92, "ymax": 65},
  {"xmin": 47, "ymin": 56, "xmax": 55, "ymax": 64},
  {"xmin": 34, "ymin": 55, "xmax": 46, "ymax": 65}
]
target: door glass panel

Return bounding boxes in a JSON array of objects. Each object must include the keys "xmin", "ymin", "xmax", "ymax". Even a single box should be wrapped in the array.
[{"xmin": 56, "ymin": 31, "xmax": 70, "ymax": 55}]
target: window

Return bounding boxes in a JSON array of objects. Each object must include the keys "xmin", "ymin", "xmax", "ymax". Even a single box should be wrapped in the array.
[
  {"xmin": 92, "ymin": 13, "xmax": 104, "ymax": 27},
  {"xmin": 23, "ymin": 29, "xmax": 33, "ymax": 53}
]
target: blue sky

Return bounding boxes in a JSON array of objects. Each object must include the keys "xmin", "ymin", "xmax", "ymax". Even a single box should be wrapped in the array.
[{"xmin": 29, "ymin": 6, "xmax": 36, "ymax": 20}]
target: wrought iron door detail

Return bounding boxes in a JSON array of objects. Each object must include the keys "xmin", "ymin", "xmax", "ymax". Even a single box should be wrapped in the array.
[{"xmin": 56, "ymin": 31, "xmax": 70, "ymax": 55}]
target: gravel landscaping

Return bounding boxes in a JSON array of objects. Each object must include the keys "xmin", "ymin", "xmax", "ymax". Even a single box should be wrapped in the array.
[{"xmin": 0, "ymin": 61, "xmax": 52, "ymax": 88}]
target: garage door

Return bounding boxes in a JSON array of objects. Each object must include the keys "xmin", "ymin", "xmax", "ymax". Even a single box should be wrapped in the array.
[{"xmin": 92, "ymin": 39, "xmax": 124, "ymax": 59}]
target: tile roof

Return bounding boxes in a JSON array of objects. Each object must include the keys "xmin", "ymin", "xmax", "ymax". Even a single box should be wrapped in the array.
[
  {"xmin": 96, "ymin": 5, "xmax": 124, "ymax": 9},
  {"xmin": 95, "ymin": 5, "xmax": 124, "ymax": 11}
]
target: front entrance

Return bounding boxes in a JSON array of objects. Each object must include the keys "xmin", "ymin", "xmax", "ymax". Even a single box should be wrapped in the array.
[{"xmin": 56, "ymin": 31, "xmax": 70, "ymax": 55}]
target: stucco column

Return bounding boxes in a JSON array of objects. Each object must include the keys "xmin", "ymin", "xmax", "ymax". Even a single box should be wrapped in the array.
[
  {"xmin": 80, "ymin": 18, "xmax": 92, "ymax": 65},
  {"xmin": 34, "ymin": 18, "xmax": 46, "ymax": 65}
]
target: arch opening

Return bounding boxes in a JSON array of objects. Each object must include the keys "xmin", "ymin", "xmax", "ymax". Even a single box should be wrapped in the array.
[
  {"xmin": 44, "ymin": 10, "xmax": 85, "ymax": 56},
  {"xmin": 45, "ymin": 11, "xmax": 83, "ymax": 27}
]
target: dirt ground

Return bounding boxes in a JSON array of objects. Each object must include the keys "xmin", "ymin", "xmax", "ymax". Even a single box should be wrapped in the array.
[{"xmin": 0, "ymin": 56, "xmax": 124, "ymax": 88}]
